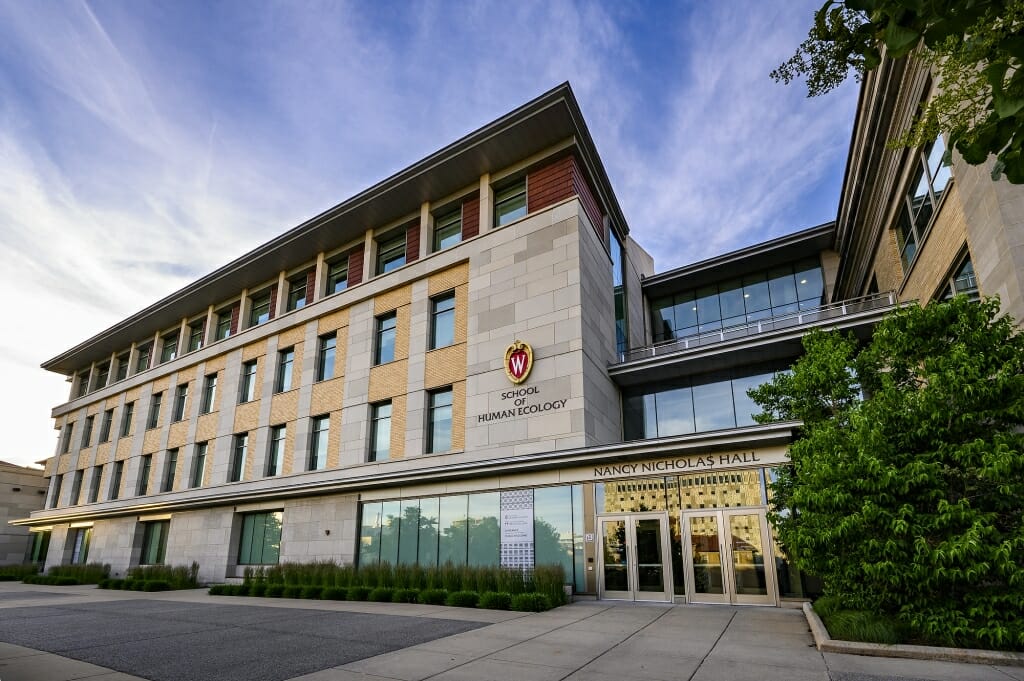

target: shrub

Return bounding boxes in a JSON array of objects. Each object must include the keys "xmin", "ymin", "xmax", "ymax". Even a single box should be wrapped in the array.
[
  {"xmin": 322, "ymin": 587, "xmax": 348, "ymax": 600},
  {"xmin": 369, "ymin": 587, "xmax": 394, "ymax": 602},
  {"xmin": 249, "ymin": 582, "xmax": 267, "ymax": 597},
  {"xmin": 418, "ymin": 589, "xmax": 448, "ymax": 605},
  {"xmin": 282, "ymin": 585, "xmax": 303, "ymax": 599},
  {"xmin": 445, "ymin": 591, "xmax": 479, "ymax": 608},
  {"xmin": 392, "ymin": 588, "xmax": 419, "ymax": 603},
  {"xmin": 47, "ymin": 563, "xmax": 109, "ymax": 584},
  {"xmin": 301, "ymin": 585, "xmax": 324, "ymax": 599},
  {"xmin": 265, "ymin": 584, "xmax": 285, "ymax": 598},
  {"xmin": 825, "ymin": 610, "xmax": 902, "ymax": 645},
  {"xmin": 478, "ymin": 592, "xmax": 512, "ymax": 610},
  {"xmin": 108, "ymin": 579, "xmax": 125, "ymax": 590},
  {"xmin": 130, "ymin": 579, "xmax": 147, "ymax": 591},
  {"xmin": 348, "ymin": 586, "xmax": 371, "ymax": 601},
  {"xmin": 532, "ymin": 565, "xmax": 567, "ymax": 606},
  {"xmin": 510, "ymin": 593, "xmax": 552, "ymax": 612},
  {"xmin": 208, "ymin": 584, "xmax": 227, "ymax": 595},
  {"xmin": 53, "ymin": 576, "xmax": 78, "ymax": 586},
  {"xmin": 97, "ymin": 579, "xmax": 110, "ymax": 589},
  {"xmin": 0, "ymin": 564, "xmax": 41, "ymax": 581},
  {"xmin": 128, "ymin": 563, "xmax": 200, "ymax": 589},
  {"xmin": 143, "ymin": 580, "xmax": 172, "ymax": 592}
]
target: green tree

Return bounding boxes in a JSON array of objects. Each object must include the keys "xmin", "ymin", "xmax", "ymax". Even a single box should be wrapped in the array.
[
  {"xmin": 772, "ymin": 0, "xmax": 1024, "ymax": 182},
  {"xmin": 751, "ymin": 296, "xmax": 1024, "ymax": 649}
]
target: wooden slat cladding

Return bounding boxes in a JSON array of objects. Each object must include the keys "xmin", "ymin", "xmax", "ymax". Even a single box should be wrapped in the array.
[
  {"xmin": 526, "ymin": 155, "xmax": 606, "ymax": 245},
  {"xmin": 405, "ymin": 221, "xmax": 420, "ymax": 264},
  {"xmin": 348, "ymin": 245, "xmax": 364, "ymax": 287},
  {"xmin": 461, "ymin": 197, "xmax": 480, "ymax": 239}
]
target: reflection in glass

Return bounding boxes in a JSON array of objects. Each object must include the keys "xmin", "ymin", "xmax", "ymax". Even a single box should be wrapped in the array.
[
  {"xmin": 602, "ymin": 520, "xmax": 628, "ymax": 591},
  {"xmin": 418, "ymin": 497, "xmax": 440, "ymax": 567},
  {"xmin": 571, "ymin": 485, "xmax": 586, "ymax": 594},
  {"xmin": 359, "ymin": 502, "xmax": 382, "ymax": 565},
  {"xmin": 729, "ymin": 514, "xmax": 768, "ymax": 595},
  {"xmin": 696, "ymin": 286, "xmax": 721, "ymax": 332},
  {"xmin": 468, "ymin": 493, "xmax": 499, "ymax": 566},
  {"xmin": 398, "ymin": 499, "xmax": 420, "ymax": 565},
  {"xmin": 439, "ymin": 495, "xmax": 468, "ymax": 565},
  {"xmin": 596, "ymin": 478, "xmax": 668, "ymax": 513},
  {"xmin": 692, "ymin": 378, "xmax": 735, "ymax": 432},
  {"xmin": 657, "ymin": 386, "xmax": 695, "ymax": 436},
  {"xmin": 731, "ymin": 372, "xmax": 773, "ymax": 427},
  {"xmin": 379, "ymin": 500, "xmax": 401, "ymax": 565},
  {"xmin": 689, "ymin": 515, "xmax": 724, "ymax": 594},
  {"xmin": 635, "ymin": 519, "xmax": 665, "ymax": 592},
  {"xmin": 535, "ymin": 486, "xmax": 573, "ymax": 583}
]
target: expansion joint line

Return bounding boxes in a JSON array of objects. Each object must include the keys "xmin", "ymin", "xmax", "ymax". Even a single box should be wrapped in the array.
[{"xmin": 685, "ymin": 610, "xmax": 736, "ymax": 681}]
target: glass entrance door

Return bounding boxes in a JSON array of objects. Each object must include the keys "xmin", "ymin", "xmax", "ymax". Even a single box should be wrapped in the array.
[
  {"xmin": 682, "ymin": 509, "xmax": 776, "ymax": 605},
  {"xmin": 598, "ymin": 514, "xmax": 672, "ymax": 602}
]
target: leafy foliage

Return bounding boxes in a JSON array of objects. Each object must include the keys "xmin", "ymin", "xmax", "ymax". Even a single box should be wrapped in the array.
[
  {"xmin": 751, "ymin": 297, "xmax": 1024, "ymax": 649},
  {"xmin": 772, "ymin": 0, "xmax": 1024, "ymax": 182}
]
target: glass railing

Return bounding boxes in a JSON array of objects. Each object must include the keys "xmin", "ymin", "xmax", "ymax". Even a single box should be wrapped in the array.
[{"xmin": 618, "ymin": 291, "xmax": 898, "ymax": 364}]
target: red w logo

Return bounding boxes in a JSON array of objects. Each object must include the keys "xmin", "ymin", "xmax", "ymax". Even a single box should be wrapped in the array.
[{"xmin": 508, "ymin": 350, "xmax": 529, "ymax": 379}]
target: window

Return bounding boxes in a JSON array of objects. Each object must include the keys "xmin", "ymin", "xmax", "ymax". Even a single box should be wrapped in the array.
[
  {"xmin": 25, "ymin": 530, "xmax": 50, "ymax": 565},
  {"xmin": 267, "ymin": 425, "xmax": 285, "ymax": 476},
  {"xmin": 429, "ymin": 292, "xmax": 456, "ymax": 350},
  {"xmin": 147, "ymin": 392, "xmax": 163, "ymax": 430},
  {"xmin": 81, "ymin": 415, "xmax": 94, "ymax": 448},
  {"xmin": 49, "ymin": 475, "xmax": 63, "ymax": 508},
  {"xmin": 249, "ymin": 291, "xmax": 271, "ymax": 327},
  {"xmin": 135, "ymin": 344, "xmax": 152, "ymax": 373},
  {"xmin": 940, "ymin": 255, "xmax": 979, "ymax": 302},
  {"xmin": 326, "ymin": 258, "xmax": 348, "ymax": 295},
  {"xmin": 95, "ymin": 362, "xmax": 109, "ymax": 390},
  {"xmin": 229, "ymin": 433, "xmax": 248, "ymax": 482},
  {"xmin": 172, "ymin": 383, "xmax": 188, "ymax": 422},
  {"xmin": 239, "ymin": 360, "xmax": 257, "ymax": 403},
  {"xmin": 237, "ymin": 511, "xmax": 282, "ymax": 565},
  {"xmin": 309, "ymin": 416, "xmax": 329, "ymax": 471},
  {"xmin": 70, "ymin": 470, "xmax": 83, "ymax": 505},
  {"xmin": 286, "ymin": 273, "xmax": 309, "ymax": 311},
  {"xmin": 110, "ymin": 460, "xmax": 123, "ymax": 500},
  {"xmin": 494, "ymin": 180, "xmax": 527, "ymax": 226},
  {"xmin": 140, "ymin": 520, "xmax": 169, "ymax": 565},
  {"xmin": 375, "ymin": 312, "xmax": 397, "ymax": 364},
  {"xmin": 138, "ymin": 454, "xmax": 152, "ymax": 495},
  {"xmin": 316, "ymin": 333, "xmax": 336, "ymax": 381},
  {"xmin": 895, "ymin": 134, "xmax": 953, "ymax": 271},
  {"xmin": 99, "ymin": 409, "xmax": 113, "ymax": 443},
  {"xmin": 187, "ymin": 321, "xmax": 205, "ymax": 352},
  {"xmin": 159, "ymin": 332, "xmax": 179, "ymax": 364},
  {"xmin": 376, "ymin": 232, "xmax": 406, "ymax": 274},
  {"xmin": 120, "ymin": 402, "xmax": 135, "ymax": 437},
  {"xmin": 88, "ymin": 466, "xmax": 103, "ymax": 503},
  {"xmin": 162, "ymin": 449, "xmax": 178, "ymax": 492},
  {"xmin": 70, "ymin": 527, "xmax": 91, "ymax": 565},
  {"xmin": 200, "ymin": 373, "xmax": 217, "ymax": 414},
  {"xmin": 75, "ymin": 370, "xmax": 89, "ymax": 398},
  {"xmin": 191, "ymin": 442, "xmax": 208, "ymax": 488},
  {"xmin": 433, "ymin": 209, "xmax": 462, "ymax": 251},
  {"xmin": 427, "ymin": 388, "xmax": 453, "ymax": 454},
  {"xmin": 611, "ymin": 232, "xmax": 628, "ymax": 356},
  {"xmin": 215, "ymin": 308, "xmax": 233, "ymax": 340},
  {"xmin": 60, "ymin": 422, "xmax": 74, "ymax": 454},
  {"xmin": 275, "ymin": 348, "xmax": 294, "ymax": 393},
  {"xmin": 115, "ymin": 352, "xmax": 129, "ymax": 382},
  {"xmin": 369, "ymin": 401, "xmax": 392, "ymax": 462}
]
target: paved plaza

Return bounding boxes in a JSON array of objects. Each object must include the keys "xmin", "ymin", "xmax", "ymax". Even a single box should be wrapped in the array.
[{"xmin": 0, "ymin": 582, "xmax": 1018, "ymax": 681}]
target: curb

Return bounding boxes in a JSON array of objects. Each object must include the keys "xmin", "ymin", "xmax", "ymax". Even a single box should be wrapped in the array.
[{"xmin": 803, "ymin": 602, "xmax": 1024, "ymax": 667}]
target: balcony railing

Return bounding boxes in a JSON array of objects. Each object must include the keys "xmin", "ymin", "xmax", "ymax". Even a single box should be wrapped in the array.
[{"xmin": 618, "ymin": 291, "xmax": 898, "ymax": 364}]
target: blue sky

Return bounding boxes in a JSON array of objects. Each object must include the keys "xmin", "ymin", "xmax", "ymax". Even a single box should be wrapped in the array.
[{"xmin": 0, "ymin": 1, "xmax": 857, "ymax": 467}]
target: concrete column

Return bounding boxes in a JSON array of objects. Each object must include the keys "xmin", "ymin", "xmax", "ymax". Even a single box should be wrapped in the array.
[
  {"xmin": 419, "ymin": 201, "xmax": 432, "ymax": 259},
  {"xmin": 203, "ymin": 305, "xmax": 216, "ymax": 346},
  {"xmin": 274, "ymin": 271, "xmax": 287, "ymax": 318},
  {"xmin": 238, "ymin": 289, "xmax": 250, "ymax": 332},
  {"xmin": 177, "ymin": 318, "xmax": 189, "ymax": 357},
  {"xmin": 126, "ymin": 342, "xmax": 138, "ymax": 378},
  {"xmin": 86, "ymin": 361, "xmax": 96, "ymax": 393},
  {"xmin": 107, "ymin": 352, "xmax": 118, "ymax": 388},
  {"xmin": 313, "ymin": 252, "xmax": 326, "ymax": 303},
  {"xmin": 362, "ymin": 231, "xmax": 374, "ymax": 280},
  {"xmin": 479, "ymin": 173, "xmax": 493, "ymax": 233}
]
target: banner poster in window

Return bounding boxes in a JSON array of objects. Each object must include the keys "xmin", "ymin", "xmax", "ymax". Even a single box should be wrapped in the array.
[{"xmin": 500, "ymin": 489, "xmax": 534, "ymax": 569}]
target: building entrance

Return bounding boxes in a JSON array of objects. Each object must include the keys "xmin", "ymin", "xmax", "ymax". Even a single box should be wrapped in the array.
[
  {"xmin": 681, "ymin": 509, "xmax": 777, "ymax": 605},
  {"xmin": 597, "ymin": 513, "xmax": 673, "ymax": 602}
]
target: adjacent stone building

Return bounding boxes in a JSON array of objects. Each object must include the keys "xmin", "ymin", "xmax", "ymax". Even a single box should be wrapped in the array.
[{"xmin": 0, "ymin": 461, "xmax": 48, "ymax": 565}]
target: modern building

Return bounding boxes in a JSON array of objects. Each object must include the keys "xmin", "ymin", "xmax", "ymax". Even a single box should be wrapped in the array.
[
  {"xmin": 0, "ymin": 460, "xmax": 48, "ymax": 565},
  {"xmin": 16, "ymin": 73, "xmax": 1022, "ymax": 606}
]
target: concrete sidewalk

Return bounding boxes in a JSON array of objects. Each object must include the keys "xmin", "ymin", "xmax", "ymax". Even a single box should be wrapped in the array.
[{"xmin": 0, "ymin": 582, "xmax": 1019, "ymax": 681}]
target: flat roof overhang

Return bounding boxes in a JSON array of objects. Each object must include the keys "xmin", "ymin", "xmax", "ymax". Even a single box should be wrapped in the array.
[
  {"xmin": 42, "ymin": 82, "xmax": 628, "ymax": 375},
  {"xmin": 610, "ymin": 299, "xmax": 902, "ymax": 387},
  {"xmin": 12, "ymin": 422, "xmax": 797, "ymax": 527}
]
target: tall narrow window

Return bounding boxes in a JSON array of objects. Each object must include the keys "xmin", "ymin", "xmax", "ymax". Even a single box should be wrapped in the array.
[
  {"xmin": 49, "ymin": 475, "xmax": 63, "ymax": 508},
  {"xmin": 429, "ymin": 292, "xmax": 456, "ymax": 350},
  {"xmin": 99, "ymin": 409, "xmax": 113, "ymax": 443},
  {"xmin": 200, "ymin": 373, "xmax": 218, "ymax": 414},
  {"xmin": 95, "ymin": 362, "xmax": 110, "ymax": 390},
  {"xmin": 120, "ymin": 402, "xmax": 135, "ymax": 437},
  {"xmin": 275, "ymin": 348, "xmax": 294, "ymax": 393},
  {"xmin": 191, "ymin": 442, "xmax": 208, "ymax": 488},
  {"xmin": 215, "ymin": 308, "xmax": 233, "ymax": 340},
  {"xmin": 433, "ymin": 209, "xmax": 462, "ymax": 251},
  {"xmin": 286, "ymin": 273, "xmax": 309, "ymax": 311},
  {"xmin": 162, "ymin": 449, "xmax": 178, "ymax": 492},
  {"xmin": 494, "ymin": 180, "xmax": 527, "ymax": 226},
  {"xmin": 427, "ymin": 388, "xmax": 453, "ymax": 454},
  {"xmin": 375, "ymin": 312, "xmax": 397, "ymax": 364},
  {"xmin": 230, "ymin": 433, "xmax": 248, "ymax": 482},
  {"xmin": 88, "ymin": 465, "xmax": 103, "ymax": 503},
  {"xmin": 147, "ymin": 392, "xmax": 163, "ymax": 429},
  {"xmin": 895, "ymin": 134, "xmax": 953, "ymax": 271},
  {"xmin": 140, "ymin": 520, "xmax": 169, "ymax": 565},
  {"xmin": 369, "ymin": 401, "xmax": 392, "ymax": 462},
  {"xmin": 136, "ymin": 344, "xmax": 152, "ymax": 373},
  {"xmin": 187, "ymin": 321, "xmax": 205, "ymax": 352},
  {"xmin": 317, "ymin": 333, "xmax": 337, "ymax": 381},
  {"xmin": 115, "ymin": 352, "xmax": 130, "ymax": 382},
  {"xmin": 81, "ymin": 415, "xmax": 94, "ymax": 448},
  {"xmin": 611, "ymin": 232, "xmax": 628, "ymax": 356},
  {"xmin": 160, "ymin": 332, "xmax": 179, "ymax": 364},
  {"xmin": 940, "ymin": 255, "xmax": 979, "ymax": 301},
  {"xmin": 60, "ymin": 422, "xmax": 74, "ymax": 454},
  {"xmin": 237, "ymin": 511, "xmax": 283, "ymax": 565},
  {"xmin": 326, "ymin": 258, "xmax": 348, "ymax": 295},
  {"xmin": 267, "ymin": 425, "xmax": 285, "ymax": 476},
  {"xmin": 239, "ymin": 360, "xmax": 257, "ymax": 403},
  {"xmin": 138, "ymin": 454, "xmax": 152, "ymax": 495},
  {"xmin": 309, "ymin": 416, "xmax": 329, "ymax": 471},
  {"xmin": 75, "ymin": 370, "xmax": 89, "ymax": 398},
  {"xmin": 172, "ymin": 383, "xmax": 188, "ymax": 422},
  {"xmin": 376, "ymin": 232, "xmax": 406, "ymax": 274},
  {"xmin": 109, "ymin": 460, "xmax": 123, "ymax": 500},
  {"xmin": 70, "ymin": 527, "xmax": 91, "ymax": 565},
  {"xmin": 249, "ymin": 291, "xmax": 271, "ymax": 327},
  {"xmin": 26, "ymin": 530, "xmax": 50, "ymax": 565},
  {"xmin": 70, "ymin": 470, "xmax": 83, "ymax": 505}
]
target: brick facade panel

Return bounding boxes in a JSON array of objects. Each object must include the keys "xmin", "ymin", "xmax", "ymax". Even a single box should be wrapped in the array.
[{"xmin": 461, "ymin": 197, "xmax": 480, "ymax": 239}]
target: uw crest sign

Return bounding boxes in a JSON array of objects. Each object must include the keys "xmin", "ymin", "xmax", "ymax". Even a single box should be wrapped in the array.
[{"xmin": 504, "ymin": 340, "xmax": 533, "ymax": 384}]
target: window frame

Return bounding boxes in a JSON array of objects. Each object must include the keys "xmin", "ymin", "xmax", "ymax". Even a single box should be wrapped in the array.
[
  {"xmin": 191, "ymin": 442, "xmax": 208, "ymax": 488},
  {"xmin": 70, "ymin": 469, "xmax": 83, "ymax": 505},
  {"xmin": 171, "ymin": 383, "xmax": 188, "ymax": 422},
  {"xmin": 88, "ymin": 465, "xmax": 103, "ymax": 504},
  {"xmin": 308, "ymin": 415, "xmax": 329, "ymax": 471},
  {"xmin": 376, "ymin": 232, "xmax": 406, "ymax": 275},
  {"xmin": 494, "ymin": 179, "xmax": 527, "ymax": 227},
  {"xmin": 138, "ymin": 454, "xmax": 152, "ymax": 495},
  {"xmin": 200, "ymin": 373, "xmax": 217, "ymax": 414},
  {"xmin": 316, "ymin": 333, "xmax": 337, "ymax": 382},
  {"xmin": 81, "ymin": 415, "xmax": 94, "ymax": 448},
  {"xmin": 139, "ymin": 520, "xmax": 169, "ymax": 565},
  {"xmin": 267, "ymin": 425, "xmax": 285, "ymax": 476},
  {"xmin": 938, "ymin": 251, "xmax": 979, "ymax": 302},
  {"xmin": 426, "ymin": 387, "xmax": 454, "ymax": 454},
  {"xmin": 239, "ymin": 360, "xmax": 258, "ymax": 403},
  {"xmin": 429, "ymin": 291, "xmax": 456, "ymax": 350},
  {"xmin": 248, "ymin": 290, "xmax": 272, "ymax": 327},
  {"xmin": 374, "ymin": 311, "xmax": 397, "ymax": 365},
  {"xmin": 229, "ymin": 433, "xmax": 248, "ymax": 482},
  {"xmin": 325, "ymin": 257, "xmax": 349, "ymax": 296},
  {"xmin": 120, "ymin": 402, "xmax": 135, "ymax": 437},
  {"xmin": 109, "ymin": 460, "xmax": 123, "ymax": 500},
  {"xmin": 98, "ymin": 409, "xmax": 114, "ymax": 443},
  {"xmin": 147, "ymin": 392, "xmax": 163, "ymax": 430},
  {"xmin": 894, "ymin": 134, "xmax": 953, "ymax": 273},
  {"xmin": 60, "ymin": 422, "xmax": 74, "ymax": 454},
  {"xmin": 135, "ymin": 344, "xmax": 152, "ymax": 374},
  {"xmin": 236, "ymin": 511, "xmax": 283, "ymax": 566},
  {"xmin": 275, "ymin": 348, "xmax": 295, "ymax": 393},
  {"xmin": 433, "ymin": 208, "xmax": 462, "ymax": 252},
  {"xmin": 187, "ymin": 321, "xmax": 205, "ymax": 352},
  {"xmin": 369, "ymin": 401, "xmax": 392, "ymax": 462},
  {"xmin": 214, "ymin": 308, "xmax": 233, "ymax": 340},
  {"xmin": 286, "ymin": 272, "xmax": 310, "ymax": 312},
  {"xmin": 159, "ymin": 332, "xmax": 179, "ymax": 364},
  {"xmin": 161, "ymin": 449, "xmax": 178, "ymax": 492}
]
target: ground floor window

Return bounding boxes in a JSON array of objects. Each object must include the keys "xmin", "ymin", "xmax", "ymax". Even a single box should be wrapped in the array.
[
  {"xmin": 237, "ymin": 511, "xmax": 282, "ymax": 565},
  {"xmin": 140, "ymin": 520, "xmax": 170, "ymax": 565},
  {"xmin": 25, "ymin": 530, "xmax": 50, "ymax": 564},
  {"xmin": 70, "ymin": 527, "xmax": 91, "ymax": 565}
]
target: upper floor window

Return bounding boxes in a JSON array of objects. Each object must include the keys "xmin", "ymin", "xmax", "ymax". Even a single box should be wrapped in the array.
[
  {"xmin": 375, "ymin": 312, "xmax": 397, "ymax": 364},
  {"xmin": 427, "ymin": 387, "xmax": 453, "ymax": 454},
  {"xmin": 75, "ymin": 370, "xmax": 89, "ymax": 398},
  {"xmin": 895, "ymin": 134, "xmax": 952, "ymax": 271},
  {"xmin": 326, "ymin": 258, "xmax": 348, "ymax": 295},
  {"xmin": 98, "ymin": 409, "xmax": 113, "ymax": 443},
  {"xmin": 267, "ymin": 425, "xmax": 285, "ymax": 476},
  {"xmin": 369, "ymin": 401, "xmax": 392, "ymax": 462},
  {"xmin": 191, "ymin": 442, "xmax": 208, "ymax": 488},
  {"xmin": 138, "ymin": 454, "xmax": 152, "ymax": 495},
  {"xmin": 88, "ymin": 465, "xmax": 102, "ymax": 504},
  {"xmin": 200, "ymin": 373, "xmax": 218, "ymax": 414},
  {"xmin": 275, "ymin": 348, "xmax": 294, "ymax": 393},
  {"xmin": 429, "ymin": 292, "xmax": 456, "ymax": 350},
  {"xmin": 494, "ymin": 180, "xmax": 527, "ymax": 227},
  {"xmin": 162, "ymin": 449, "xmax": 178, "ymax": 492},
  {"xmin": 120, "ymin": 401, "xmax": 135, "ymax": 437},
  {"xmin": 109, "ymin": 460, "xmax": 123, "ymax": 500},
  {"xmin": 286, "ymin": 273, "xmax": 309, "ymax": 311},
  {"xmin": 376, "ymin": 232, "xmax": 406, "ymax": 275},
  {"xmin": 433, "ymin": 209, "xmax": 462, "ymax": 251},
  {"xmin": 239, "ymin": 360, "xmax": 257, "ymax": 403},
  {"xmin": 94, "ymin": 362, "xmax": 110, "ymax": 391},
  {"xmin": 187, "ymin": 321, "xmax": 205, "ymax": 352},
  {"xmin": 48, "ymin": 475, "xmax": 63, "ymax": 508},
  {"xmin": 114, "ymin": 352, "xmax": 130, "ymax": 382},
  {"xmin": 229, "ymin": 433, "xmax": 248, "ymax": 482},
  {"xmin": 215, "ymin": 307, "xmax": 233, "ymax": 340},
  {"xmin": 249, "ymin": 291, "xmax": 272, "ymax": 327},
  {"xmin": 135, "ymin": 344, "xmax": 152, "ymax": 374},
  {"xmin": 81, "ymin": 415, "xmax": 94, "ymax": 448},
  {"xmin": 172, "ymin": 383, "xmax": 188, "ymax": 422},
  {"xmin": 59, "ymin": 422, "xmax": 74, "ymax": 454},
  {"xmin": 70, "ymin": 470, "xmax": 83, "ymax": 505},
  {"xmin": 317, "ymin": 333, "xmax": 336, "ymax": 381},
  {"xmin": 309, "ymin": 415, "xmax": 329, "ymax": 471},
  {"xmin": 147, "ymin": 392, "xmax": 163, "ymax": 430},
  {"xmin": 611, "ymin": 232, "xmax": 628, "ymax": 356},
  {"xmin": 940, "ymin": 255, "xmax": 979, "ymax": 302},
  {"xmin": 159, "ymin": 332, "xmax": 179, "ymax": 364}
]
